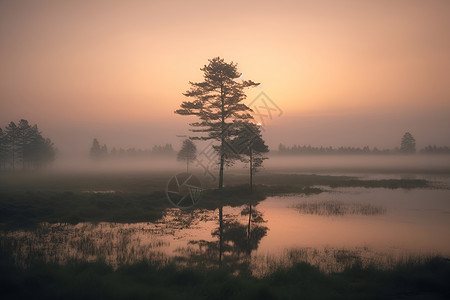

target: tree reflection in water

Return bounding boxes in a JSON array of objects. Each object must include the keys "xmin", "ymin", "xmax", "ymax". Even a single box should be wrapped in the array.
[{"xmin": 175, "ymin": 199, "xmax": 268, "ymax": 273}]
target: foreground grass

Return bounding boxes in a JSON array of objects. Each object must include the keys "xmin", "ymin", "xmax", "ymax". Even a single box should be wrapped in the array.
[{"xmin": 0, "ymin": 254, "xmax": 449, "ymax": 300}]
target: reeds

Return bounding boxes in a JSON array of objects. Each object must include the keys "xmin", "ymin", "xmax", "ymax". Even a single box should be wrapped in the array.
[{"xmin": 292, "ymin": 199, "xmax": 386, "ymax": 216}]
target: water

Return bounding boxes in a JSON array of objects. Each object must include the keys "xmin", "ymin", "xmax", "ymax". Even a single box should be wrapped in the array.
[{"xmin": 2, "ymin": 186, "xmax": 450, "ymax": 274}]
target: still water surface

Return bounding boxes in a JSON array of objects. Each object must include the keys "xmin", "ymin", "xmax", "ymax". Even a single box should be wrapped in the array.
[{"xmin": 3, "ymin": 186, "xmax": 450, "ymax": 274}]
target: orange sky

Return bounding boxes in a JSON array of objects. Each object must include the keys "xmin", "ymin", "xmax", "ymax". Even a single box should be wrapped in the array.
[{"xmin": 1, "ymin": 0, "xmax": 449, "ymax": 153}]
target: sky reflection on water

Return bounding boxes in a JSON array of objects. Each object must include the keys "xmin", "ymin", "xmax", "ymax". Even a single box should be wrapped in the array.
[{"xmin": 2, "ymin": 187, "xmax": 449, "ymax": 274}]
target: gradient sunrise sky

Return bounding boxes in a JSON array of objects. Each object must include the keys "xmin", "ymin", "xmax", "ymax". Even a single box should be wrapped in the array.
[{"xmin": 1, "ymin": 0, "xmax": 449, "ymax": 154}]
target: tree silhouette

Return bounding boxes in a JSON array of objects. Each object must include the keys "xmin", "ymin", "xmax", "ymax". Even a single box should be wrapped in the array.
[
  {"xmin": 421, "ymin": 145, "xmax": 450, "ymax": 154},
  {"xmin": 0, "ymin": 128, "xmax": 6, "ymax": 168},
  {"xmin": 27, "ymin": 134, "xmax": 56, "ymax": 168},
  {"xmin": 175, "ymin": 57, "xmax": 259, "ymax": 189},
  {"xmin": 101, "ymin": 144, "xmax": 108, "ymax": 157},
  {"xmin": 400, "ymin": 132, "xmax": 416, "ymax": 154},
  {"xmin": 277, "ymin": 143, "xmax": 395, "ymax": 155},
  {"xmin": 17, "ymin": 119, "xmax": 34, "ymax": 168},
  {"xmin": 152, "ymin": 144, "xmax": 174, "ymax": 154},
  {"xmin": 5, "ymin": 122, "xmax": 19, "ymax": 170},
  {"xmin": 231, "ymin": 122, "xmax": 269, "ymax": 191},
  {"xmin": 177, "ymin": 139, "xmax": 197, "ymax": 172},
  {"xmin": 89, "ymin": 138, "xmax": 102, "ymax": 160},
  {"xmin": 1, "ymin": 120, "xmax": 55, "ymax": 169}
]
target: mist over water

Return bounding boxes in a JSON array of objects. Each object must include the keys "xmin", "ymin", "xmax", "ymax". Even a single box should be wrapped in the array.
[
  {"xmin": 50, "ymin": 156, "xmax": 183, "ymax": 174},
  {"xmin": 264, "ymin": 154, "xmax": 450, "ymax": 175},
  {"xmin": 43, "ymin": 153, "xmax": 450, "ymax": 179}
]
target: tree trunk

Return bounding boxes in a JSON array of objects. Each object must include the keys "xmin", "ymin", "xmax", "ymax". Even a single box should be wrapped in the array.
[
  {"xmin": 219, "ymin": 206, "xmax": 223, "ymax": 266},
  {"xmin": 218, "ymin": 82, "xmax": 225, "ymax": 189},
  {"xmin": 249, "ymin": 148, "xmax": 253, "ymax": 192},
  {"xmin": 219, "ymin": 152, "xmax": 224, "ymax": 189},
  {"xmin": 186, "ymin": 158, "xmax": 189, "ymax": 173}
]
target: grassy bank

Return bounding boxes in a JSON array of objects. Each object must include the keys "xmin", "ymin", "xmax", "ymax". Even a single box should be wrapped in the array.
[
  {"xmin": 241, "ymin": 173, "xmax": 431, "ymax": 189},
  {"xmin": 0, "ymin": 171, "xmax": 432, "ymax": 193},
  {"xmin": 0, "ymin": 191, "xmax": 168, "ymax": 230},
  {"xmin": 0, "ymin": 254, "xmax": 449, "ymax": 300},
  {"xmin": 0, "ymin": 172, "xmax": 435, "ymax": 230},
  {"xmin": 0, "ymin": 186, "xmax": 319, "ymax": 230}
]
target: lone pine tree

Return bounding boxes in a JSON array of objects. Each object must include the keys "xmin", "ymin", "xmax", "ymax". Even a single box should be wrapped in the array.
[{"xmin": 175, "ymin": 57, "xmax": 259, "ymax": 189}]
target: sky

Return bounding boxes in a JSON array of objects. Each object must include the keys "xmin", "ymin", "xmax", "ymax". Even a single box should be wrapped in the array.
[{"xmin": 1, "ymin": 0, "xmax": 450, "ymax": 155}]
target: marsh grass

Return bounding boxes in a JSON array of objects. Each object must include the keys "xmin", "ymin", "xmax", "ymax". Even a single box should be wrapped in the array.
[
  {"xmin": 0, "ymin": 222, "xmax": 171, "ymax": 268},
  {"xmin": 0, "ymin": 171, "xmax": 428, "ymax": 229},
  {"xmin": 0, "ymin": 248, "xmax": 448, "ymax": 300},
  {"xmin": 0, "ymin": 191, "xmax": 169, "ymax": 230},
  {"xmin": 0, "ymin": 171, "xmax": 432, "ymax": 195},
  {"xmin": 292, "ymin": 199, "xmax": 386, "ymax": 216},
  {"xmin": 221, "ymin": 173, "xmax": 432, "ymax": 189},
  {"xmin": 1, "ymin": 220, "xmax": 441, "ymax": 278},
  {"xmin": 249, "ymin": 247, "xmax": 434, "ymax": 276},
  {"xmin": 0, "ymin": 182, "xmax": 322, "ymax": 230}
]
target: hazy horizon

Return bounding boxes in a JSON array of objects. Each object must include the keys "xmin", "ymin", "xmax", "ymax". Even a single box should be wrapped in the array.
[{"xmin": 1, "ymin": 0, "xmax": 450, "ymax": 155}]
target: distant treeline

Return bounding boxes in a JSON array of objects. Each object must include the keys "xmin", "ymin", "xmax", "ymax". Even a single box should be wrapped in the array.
[
  {"xmin": 89, "ymin": 138, "xmax": 174, "ymax": 160},
  {"xmin": 278, "ymin": 144, "xmax": 387, "ymax": 155},
  {"xmin": 276, "ymin": 132, "xmax": 450, "ymax": 155},
  {"xmin": 420, "ymin": 145, "xmax": 450, "ymax": 154},
  {"xmin": 277, "ymin": 144, "xmax": 450, "ymax": 155},
  {"xmin": 0, "ymin": 119, "xmax": 56, "ymax": 170}
]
